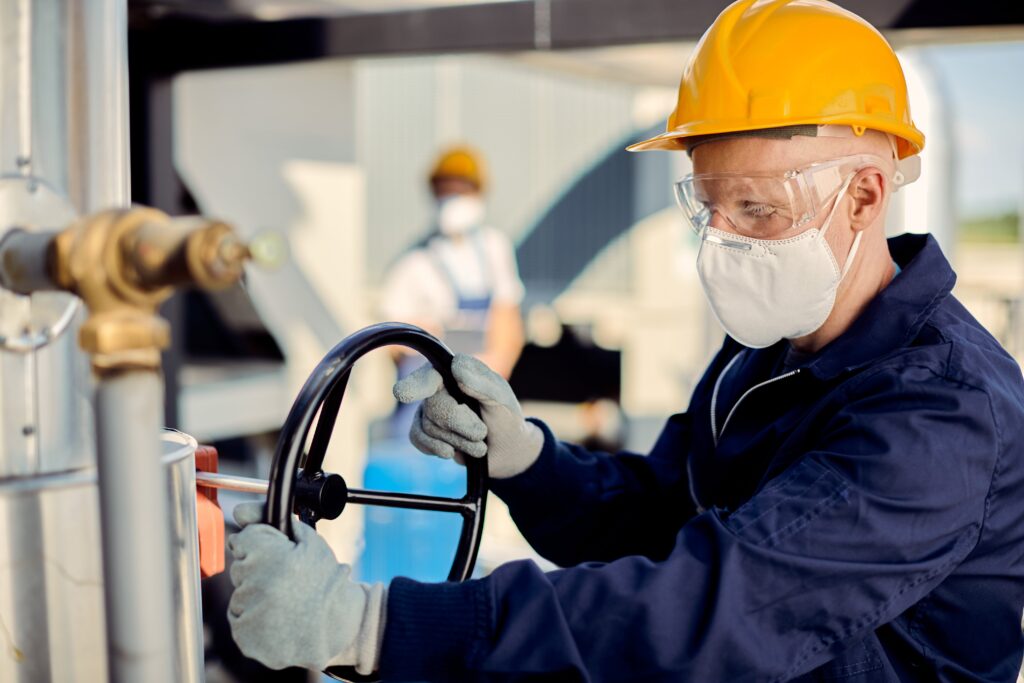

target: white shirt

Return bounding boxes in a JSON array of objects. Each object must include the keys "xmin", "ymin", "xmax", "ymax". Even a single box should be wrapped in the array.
[{"xmin": 380, "ymin": 226, "xmax": 525, "ymax": 327}]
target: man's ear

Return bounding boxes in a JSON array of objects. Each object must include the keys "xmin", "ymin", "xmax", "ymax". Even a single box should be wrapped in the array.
[{"xmin": 848, "ymin": 167, "xmax": 887, "ymax": 231}]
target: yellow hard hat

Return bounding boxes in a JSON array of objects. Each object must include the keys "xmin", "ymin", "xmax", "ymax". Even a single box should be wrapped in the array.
[
  {"xmin": 628, "ymin": 0, "xmax": 925, "ymax": 159},
  {"xmin": 429, "ymin": 146, "xmax": 487, "ymax": 191}
]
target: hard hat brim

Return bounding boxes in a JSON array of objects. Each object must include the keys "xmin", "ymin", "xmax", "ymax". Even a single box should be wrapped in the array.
[{"xmin": 627, "ymin": 116, "xmax": 924, "ymax": 159}]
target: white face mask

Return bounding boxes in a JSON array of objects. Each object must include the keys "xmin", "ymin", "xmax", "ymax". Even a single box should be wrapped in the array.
[
  {"xmin": 695, "ymin": 176, "xmax": 861, "ymax": 348},
  {"xmin": 437, "ymin": 194, "xmax": 484, "ymax": 236}
]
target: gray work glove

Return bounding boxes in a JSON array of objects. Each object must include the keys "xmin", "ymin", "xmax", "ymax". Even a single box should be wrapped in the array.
[
  {"xmin": 227, "ymin": 502, "xmax": 386, "ymax": 673},
  {"xmin": 394, "ymin": 353, "xmax": 544, "ymax": 479}
]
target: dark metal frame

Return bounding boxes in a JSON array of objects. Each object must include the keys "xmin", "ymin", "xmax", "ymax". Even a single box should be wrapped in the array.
[{"xmin": 129, "ymin": 0, "xmax": 1024, "ymax": 76}]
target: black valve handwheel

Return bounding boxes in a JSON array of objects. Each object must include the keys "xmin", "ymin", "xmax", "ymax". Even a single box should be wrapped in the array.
[{"xmin": 264, "ymin": 322, "xmax": 488, "ymax": 683}]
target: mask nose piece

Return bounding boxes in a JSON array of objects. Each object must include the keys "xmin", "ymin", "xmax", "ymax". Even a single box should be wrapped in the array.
[{"xmin": 703, "ymin": 231, "xmax": 753, "ymax": 252}]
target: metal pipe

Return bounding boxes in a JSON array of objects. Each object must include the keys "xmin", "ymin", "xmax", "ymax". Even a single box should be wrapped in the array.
[
  {"xmin": 0, "ymin": 229, "xmax": 59, "ymax": 295},
  {"xmin": 67, "ymin": 3, "xmax": 182, "ymax": 677},
  {"xmin": 195, "ymin": 470, "xmax": 271, "ymax": 495},
  {"xmin": 67, "ymin": 0, "xmax": 130, "ymax": 212},
  {"xmin": 95, "ymin": 371, "xmax": 176, "ymax": 683},
  {"xmin": 347, "ymin": 489, "xmax": 476, "ymax": 515}
]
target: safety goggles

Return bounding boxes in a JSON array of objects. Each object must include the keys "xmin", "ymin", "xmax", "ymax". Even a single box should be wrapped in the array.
[{"xmin": 673, "ymin": 154, "xmax": 893, "ymax": 240}]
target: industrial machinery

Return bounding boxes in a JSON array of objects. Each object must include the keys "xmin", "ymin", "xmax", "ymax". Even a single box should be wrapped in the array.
[
  {"xmin": 0, "ymin": 2, "xmax": 233, "ymax": 681},
  {"xmin": 4, "ymin": 1, "xmax": 1006, "ymax": 682},
  {"xmin": 0, "ymin": 199, "xmax": 252, "ymax": 683},
  {"xmin": 0, "ymin": 208, "xmax": 486, "ymax": 683},
  {"xmin": 0, "ymin": 3, "xmax": 486, "ymax": 681},
  {"xmin": 0, "ymin": 183, "xmax": 484, "ymax": 683}
]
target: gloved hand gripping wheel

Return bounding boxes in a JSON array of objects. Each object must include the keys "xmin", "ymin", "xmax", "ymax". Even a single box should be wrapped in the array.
[{"xmin": 263, "ymin": 322, "xmax": 488, "ymax": 682}]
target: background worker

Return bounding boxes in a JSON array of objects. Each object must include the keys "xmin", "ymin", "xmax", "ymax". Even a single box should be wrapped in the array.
[
  {"xmin": 380, "ymin": 145, "xmax": 525, "ymax": 437},
  {"xmin": 225, "ymin": 1, "xmax": 1024, "ymax": 680}
]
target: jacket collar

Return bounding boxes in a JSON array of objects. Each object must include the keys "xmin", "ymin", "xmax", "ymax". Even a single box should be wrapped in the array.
[{"xmin": 798, "ymin": 233, "xmax": 956, "ymax": 380}]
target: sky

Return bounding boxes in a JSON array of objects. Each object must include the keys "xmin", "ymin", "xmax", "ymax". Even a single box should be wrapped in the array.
[{"xmin": 923, "ymin": 41, "xmax": 1024, "ymax": 219}]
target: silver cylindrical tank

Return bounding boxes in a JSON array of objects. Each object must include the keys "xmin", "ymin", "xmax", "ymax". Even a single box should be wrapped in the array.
[{"xmin": 0, "ymin": 430, "xmax": 203, "ymax": 682}]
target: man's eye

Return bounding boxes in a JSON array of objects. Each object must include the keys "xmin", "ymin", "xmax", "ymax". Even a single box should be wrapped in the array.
[{"xmin": 741, "ymin": 201, "xmax": 776, "ymax": 218}]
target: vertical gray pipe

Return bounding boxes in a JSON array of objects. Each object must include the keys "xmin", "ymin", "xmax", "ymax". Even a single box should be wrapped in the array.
[
  {"xmin": 66, "ymin": 0, "xmax": 131, "ymax": 211},
  {"xmin": 70, "ymin": 1, "xmax": 182, "ymax": 680},
  {"xmin": 96, "ymin": 371, "xmax": 177, "ymax": 683}
]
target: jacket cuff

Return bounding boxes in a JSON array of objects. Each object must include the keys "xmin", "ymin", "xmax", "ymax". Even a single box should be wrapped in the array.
[
  {"xmin": 488, "ymin": 418, "xmax": 560, "ymax": 499},
  {"xmin": 379, "ymin": 576, "xmax": 491, "ymax": 682}
]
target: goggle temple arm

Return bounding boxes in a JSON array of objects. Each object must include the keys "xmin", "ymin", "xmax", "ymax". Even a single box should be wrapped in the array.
[{"xmin": 892, "ymin": 155, "xmax": 921, "ymax": 190}]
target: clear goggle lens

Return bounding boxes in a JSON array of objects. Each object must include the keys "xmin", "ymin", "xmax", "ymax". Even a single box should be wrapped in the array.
[{"xmin": 673, "ymin": 154, "xmax": 891, "ymax": 240}]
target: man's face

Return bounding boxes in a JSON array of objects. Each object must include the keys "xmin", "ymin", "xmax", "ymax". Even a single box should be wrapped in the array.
[
  {"xmin": 686, "ymin": 132, "xmax": 900, "ymax": 349},
  {"xmin": 432, "ymin": 177, "xmax": 485, "ymax": 236},
  {"xmin": 689, "ymin": 135, "xmax": 879, "ymax": 269},
  {"xmin": 432, "ymin": 177, "xmax": 479, "ymax": 202}
]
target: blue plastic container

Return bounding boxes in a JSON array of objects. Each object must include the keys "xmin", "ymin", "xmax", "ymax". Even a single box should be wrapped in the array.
[{"xmin": 357, "ymin": 438, "xmax": 466, "ymax": 584}]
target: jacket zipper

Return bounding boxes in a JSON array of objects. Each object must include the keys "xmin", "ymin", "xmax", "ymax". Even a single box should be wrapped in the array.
[{"xmin": 710, "ymin": 356, "xmax": 801, "ymax": 446}]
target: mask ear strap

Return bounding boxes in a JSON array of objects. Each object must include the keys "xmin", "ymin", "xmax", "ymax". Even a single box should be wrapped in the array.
[
  {"xmin": 840, "ymin": 229, "xmax": 863, "ymax": 281},
  {"xmin": 820, "ymin": 173, "xmax": 861, "ymax": 281}
]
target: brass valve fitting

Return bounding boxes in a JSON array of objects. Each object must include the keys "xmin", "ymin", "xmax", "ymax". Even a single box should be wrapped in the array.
[{"xmin": 46, "ymin": 207, "xmax": 250, "ymax": 372}]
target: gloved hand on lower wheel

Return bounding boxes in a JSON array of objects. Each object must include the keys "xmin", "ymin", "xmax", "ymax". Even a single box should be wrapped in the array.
[
  {"xmin": 393, "ymin": 353, "xmax": 544, "ymax": 479},
  {"xmin": 227, "ymin": 502, "xmax": 386, "ymax": 673}
]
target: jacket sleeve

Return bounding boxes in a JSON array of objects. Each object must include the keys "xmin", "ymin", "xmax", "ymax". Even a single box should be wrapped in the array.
[
  {"xmin": 487, "ymin": 416, "xmax": 698, "ymax": 566},
  {"xmin": 487, "ymin": 338, "xmax": 738, "ymax": 567},
  {"xmin": 380, "ymin": 367, "xmax": 999, "ymax": 683}
]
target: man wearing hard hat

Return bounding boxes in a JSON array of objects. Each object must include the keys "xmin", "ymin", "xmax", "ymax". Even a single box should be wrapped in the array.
[
  {"xmin": 226, "ymin": 2, "xmax": 1024, "ymax": 680},
  {"xmin": 380, "ymin": 146, "xmax": 525, "ymax": 437}
]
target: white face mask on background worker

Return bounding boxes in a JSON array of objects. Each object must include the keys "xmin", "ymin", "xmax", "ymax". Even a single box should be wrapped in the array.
[
  {"xmin": 429, "ymin": 146, "xmax": 488, "ymax": 237},
  {"xmin": 436, "ymin": 193, "xmax": 485, "ymax": 236}
]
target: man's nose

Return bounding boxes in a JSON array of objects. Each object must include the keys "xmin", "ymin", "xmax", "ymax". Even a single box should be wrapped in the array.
[{"xmin": 708, "ymin": 209, "xmax": 735, "ymax": 234}]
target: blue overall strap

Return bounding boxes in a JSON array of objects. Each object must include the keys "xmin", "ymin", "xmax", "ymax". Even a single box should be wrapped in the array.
[{"xmin": 428, "ymin": 230, "xmax": 493, "ymax": 312}]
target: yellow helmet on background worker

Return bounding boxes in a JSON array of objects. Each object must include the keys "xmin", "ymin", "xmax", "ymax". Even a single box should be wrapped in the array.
[
  {"xmin": 429, "ymin": 146, "xmax": 487, "ymax": 193},
  {"xmin": 628, "ymin": 0, "xmax": 925, "ymax": 158}
]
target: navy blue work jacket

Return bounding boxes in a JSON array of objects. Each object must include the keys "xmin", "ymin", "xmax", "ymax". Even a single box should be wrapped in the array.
[{"xmin": 381, "ymin": 234, "xmax": 1024, "ymax": 682}]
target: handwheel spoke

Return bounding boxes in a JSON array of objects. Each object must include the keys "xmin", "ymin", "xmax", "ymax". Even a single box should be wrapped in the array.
[
  {"xmin": 346, "ymin": 487, "xmax": 476, "ymax": 515},
  {"xmin": 303, "ymin": 370, "xmax": 350, "ymax": 473}
]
